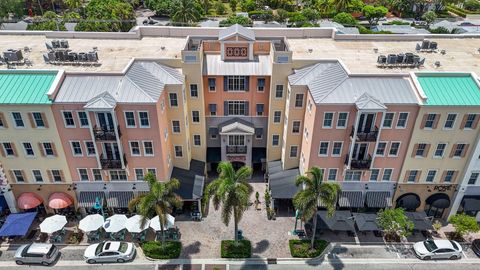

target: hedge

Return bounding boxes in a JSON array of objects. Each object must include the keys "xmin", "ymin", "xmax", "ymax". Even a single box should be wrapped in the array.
[
  {"xmin": 289, "ymin": 239, "xmax": 329, "ymax": 258},
  {"xmin": 446, "ymin": 5, "xmax": 480, "ymax": 17},
  {"xmin": 141, "ymin": 241, "xmax": 181, "ymax": 259},
  {"xmin": 221, "ymin": 240, "xmax": 251, "ymax": 258}
]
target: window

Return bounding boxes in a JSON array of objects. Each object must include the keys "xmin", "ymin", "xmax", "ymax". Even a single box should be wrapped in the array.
[
  {"xmin": 453, "ymin": 143, "xmax": 466, "ymax": 157},
  {"xmin": 307, "ymin": 100, "xmax": 313, "ymax": 113},
  {"xmin": 190, "ymin": 84, "xmax": 198, "ymax": 98},
  {"xmin": 407, "ymin": 170, "xmax": 418, "ymax": 182},
  {"xmin": 209, "ymin": 104, "xmax": 217, "ymax": 116},
  {"xmin": 328, "ymin": 169, "xmax": 337, "ymax": 181},
  {"xmin": 444, "ymin": 114, "xmax": 457, "ymax": 129},
  {"xmin": 257, "ymin": 78, "xmax": 265, "ymax": 91},
  {"xmin": 275, "ymin": 85, "xmax": 283, "ymax": 98},
  {"xmin": 143, "ymin": 141, "xmax": 154, "ymax": 156},
  {"xmin": 337, "ymin": 112, "xmax": 348, "ymax": 128},
  {"xmin": 138, "ymin": 112, "xmax": 150, "ymax": 128},
  {"xmin": 256, "ymin": 104, "xmax": 264, "ymax": 116},
  {"xmin": 23, "ymin": 142, "xmax": 34, "ymax": 156},
  {"xmin": 272, "ymin": 135, "xmax": 280, "ymax": 146},
  {"xmin": 12, "ymin": 112, "xmax": 24, "ymax": 127},
  {"xmin": 174, "ymin": 145, "xmax": 183, "ymax": 157},
  {"xmin": 383, "ymin": 112, "xmax": 394, "ymax": 128},
  {"xmin": 389, "ymin": 142, "xmax": 400, "ymax": 156},
  {"xmin": 273, "ymin": 111, "xmax": 281, "ymax": 123},
  {"xmin": 370, "ymin": 169, "xmax": 379, "ymax": 181},
  {"xmin": 332, "ymin": 142, "xmax": 342, "ymax": 156},
  {"xmin": 32, "ymin": 112, "xmax": 45, "ymax": 128},
  {"xmin": 382, "ymin": 169, "xmax": 393, "ymax": 181},
  {"xmin": 50, "ymin": 170, "xmax": 62, "ymax": 182},
  {"xmin": 225, "ymin": 76, "xmax": 247, "ymax": 91},
  {"xmin": 70, "ymin": 141, "xmax": 82, "ymax": 156},
  {"xmin": 424, "ymin": 113, "xmax": 437, "ymax": 129},
  {"xmin": 376, "ymin": 142, "xmax": 387, "ymax": 156},
  {"xmin": 85, "ymin": 141, "xmax": 95, "ymax": 156},
  {"xmin": 227, "ymin": 101, "xmax": 247, "ymax": 116},
  {"xmin": 323, "ymin": 113, "xmax": 333, "ymax": 128},
  {"xmin": 468, "ymin": 172, "xmax": 479, "ymax": 185},
  {"xmin": 13, "ymin": 170, "xmax": 24, "ymax": 182},
  {"xmin": 434, "ymin": 143, "xmax": 446, "ymax": 157},
  {"xmin": 130, "ymin": 141, "xmax": 141, "ymax": 156},
  {"xmin": 396, "ymin": 112, "xmax": 408, "ymax": 128},
  {"xmin": 2, "ymin": 142, "xmax": 15, "ymax": 156},
  {"xmin": 292, "ymin": 121, "xmax": 301, "ymax": 133},
  {"xmin": 444, "ymin": 170, "xmax": 455, "ymax": 183},
  {"xmin": 345, "ymin": 170, "xmax": 362, "ymax": 181},
  {"xmin": 295, "ymin": 94, "xmax": 304, "ymax": 108},
  {"xmin": 426, "ymin": 170, "xmax": 437, "ymax": 182},
  {"xmin": 192, "ymin": 134, "xmax": 201, "ymax": 146},
  {"xmin": 135, "ymin": 168, "xmax": 144, "ymax": 181},
  {"xmin": 78, "ymin": 169, "xmax": 89, "ymax": 181},
  {"xmin": 208, "ymin": 78, "xmax": 216, "ymax": 91},
  {"xmin": 124, "ymin": 111, "xmax": 135, "ymax": 127},
  {"xmin": 415, "ymin": 143, "xmax": 427, "ymax": 157},
  {"xmin": 92, "ymin": 169, "xmax": 102, "ymax": 181},
  {"xmin": 192, "ymin": 111, "xmax": 200, "ymax": 123},
  {"xmin": 290, "ymin": 146, "xmax": 298, "ymax": 158},
  {"xmin": 169, "ymin": 93, "xmax": 178, "ymax": 107},
  {"xmin": 75, "ymin": 111, "xmax": 88, "ymax": 127},
  {"xmin": 172, "ymin": 120, "xmax": 180, "ymax": 133},
  {"xmin": 147, "ymin": 168, "xmax": 157, "ymax": 177},
  {"xmin": 62, "ymin": 111, "xmax": 75, "ymax": 127},
  {"xmin": 32, "ymin": 170, "xmax": 43, "ymax": 182},
  {"xmin": 110, "ymin": 170, "xmax": 127, "ymax": 181},
  {"xmin": 464, "ymin": 114, "xmax": 477, "ymax": 129},
  {"xmin": 42, "ymin": 142, "xmax": 54, "ymax": 156},
  {"xmin": 319, "ymin": 142, "xmax": 329, "ymax": 156}
]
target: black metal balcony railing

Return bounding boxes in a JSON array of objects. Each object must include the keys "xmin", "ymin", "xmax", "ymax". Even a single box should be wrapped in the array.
[
  {"xmin": 100, "ymin": 154, "xmax": 127, "ymax": 169},
  {"xmin": 344, "ymin": 154, "xmax": 372, "ymax": 170},
  {"xmin": 93, "ymin": 125, "xmax": 121, "ymax": 141},
  {"xmin": 226, "ymin": 145, "xmax": 247, "ymax": 154},
  {"xmin": 350, "ymin": 126, "xmax": 379, "ymax": 142}
]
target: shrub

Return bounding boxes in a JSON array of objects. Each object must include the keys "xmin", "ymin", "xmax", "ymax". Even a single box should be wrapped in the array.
[
  {"xmin": 465, "ymin": 0, "xmax": 480, "ymax": 11},
  {"xmin": 446, "ymin": 6, "xmax": 467, "ymax": 17},
  {"xmin": 289, "ymin": 239, "xmax": 329, "ymax": 258},
  {"xmin": 214, "ymin": 1, "xmax": 226, "ymax": 15},
  {"xmin": 220, "ymin": 15, "xmax": 252, "ymax": 26},
  {"xmin": 449, "ymin": 213, "xmax": 480, "ymax": 239},
  {"xmin": 221, "ymin": 240, "xmax": 251, "ymax": 258},
  {"xmin": 357, "ymin": 25, "xmax": 392, "ymax": 34},
  {"xmin": 377, "ymin": 208, "xmax": 414, "ymax": 239},
  {"xmin": 141, "ymin": 241, "xmax": 181, "ymax": 259},
  {"xmin": 384, "ymin": 20, "xmax": 410, "ymax": 25},
  {"xmin": 333, "ymin": 12, "xmax": 357, "ymax": 26}
]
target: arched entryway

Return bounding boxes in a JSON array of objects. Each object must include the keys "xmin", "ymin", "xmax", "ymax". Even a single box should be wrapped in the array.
[
  {"xmin": 17, "ymin": 192, "xmax": 46, "ymax": 215},
  {"xmin": 396, "ymin": 193, "xmax": 421, "ymax": 211},
  {"xmin": 425, "ymin": 193, "xmax": 451, "ymax": 218},
  {"xmin": 231, "ymin": 161, "xmax": 246, "ymax": 171}
]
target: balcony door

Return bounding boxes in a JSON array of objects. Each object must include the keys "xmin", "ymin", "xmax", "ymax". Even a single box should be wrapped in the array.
[
  {"xmin": 352, "ymin": 143, "xmax": 368, "ymax": 160},
  {"xmin": 228, "ymin": 135, "xmax": 245, "ymax": 146},
  {"xmin": 103, "ymin": 142, "xmax": 120, "ymax": 160},
  {"xmin": 358, "ymin": 113, "xmax": 375, "ymax": 133},
  {"xmin": 97, "ymin": 112, "xmax": 115, "ymax": 131}
]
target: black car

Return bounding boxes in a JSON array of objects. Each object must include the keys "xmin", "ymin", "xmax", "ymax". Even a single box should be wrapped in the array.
[{"xmin": 472, "ymin": 239, "xmax": 480, "ymax": 257}]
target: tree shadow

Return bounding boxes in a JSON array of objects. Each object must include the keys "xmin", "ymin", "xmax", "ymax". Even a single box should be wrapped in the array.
[
  {"xmin": 158, "ymin": 241, "xmax": 202, "ymax": 270},
  {"xmin": 181, "ymin": 240, "xmax": 201, "ymax": 258},
  {"xmin": 252, "ymin": 239, "xmax": 269, "ymax": 254},
  {"xmin": 305, "ymin": 243, "xmax": 345, "ymax": 270}
]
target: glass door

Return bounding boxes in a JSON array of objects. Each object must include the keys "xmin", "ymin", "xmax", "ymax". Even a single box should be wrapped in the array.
[{"xmin": 97, "ymin": 112, "xmax": 115, "ymax": 131}]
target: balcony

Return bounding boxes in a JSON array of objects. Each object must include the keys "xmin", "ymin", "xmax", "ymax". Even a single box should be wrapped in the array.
[
  {"xmin": 226, "ymin": 145, "xmax": 247, "ymax": 154},
  {"xmin": 344, "ymin": 154, "xmax": 372, "ymax": 170},
  {"xmin": 350, "ymin": 126, "xmax": 378, "ymax": 142},
  {"xmin": 100, "ymin": 154, "xmax": 127, "ymax": 169},
  {"xmin": 93, "ymin": 125, "xmax": 121, "ymax": 141}
]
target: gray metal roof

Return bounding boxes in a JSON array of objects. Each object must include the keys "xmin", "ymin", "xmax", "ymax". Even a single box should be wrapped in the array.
[
  {"xmin": 373, "ymin": 25, "xmax": 430, "ymax": 34},
  {"xmin": 55, "ymin": 61, "xmax": 184, "ymax": 104},
  {"xmin": 218, "ymin": 24, "xmax": 255, "ymax": 41},
  {"xmin": 203, "ymin": 54, "xmax": 271, "ymax": 76},
  {"xmin": 355, "ymin": 93, "xmax": 387, "ymax": 110},
  {"xmin": 269, "ymin": 168, "xmax": 301, "ymax": 199}
]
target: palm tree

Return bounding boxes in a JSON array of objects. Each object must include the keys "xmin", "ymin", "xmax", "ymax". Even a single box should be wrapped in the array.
[
  {"xmin": 128, "ymin": 172, "xmax": 183, "ymax": 244},
  {"xmin": 334, "ymin": 0, "xmax": 353, "ymax": 12},
  {"xmin": 205, "ymin": 161, "xmax": 253, "ymax": 241},
  {"xmin": 171, "ymin": 0, "xmax": 201, "ymax": 24},
  {"xmin": 293, "ymin": 167, "xmax": 341, "ymax": 249}
]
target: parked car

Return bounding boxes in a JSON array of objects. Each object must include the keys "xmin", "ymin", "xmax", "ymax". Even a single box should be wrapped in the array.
[
  {"xmin": 413, "ymin": 239, "xmax": 462, "ymax": 260},
  {"xmin": 14, "ymin": 243, "xmax": 60, "ymax": 266},
  {"xmin": 472, "ymin": 239, "xmax": 480, "ymax": 257},
  {"xmin": 84, "ymin": 241, "xmax": 135, "ymax": 264}
]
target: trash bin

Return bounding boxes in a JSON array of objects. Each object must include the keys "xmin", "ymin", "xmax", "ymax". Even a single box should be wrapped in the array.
[{"xmin": 237, "ymin": 229, "xmax": 243, "ymax": 240}]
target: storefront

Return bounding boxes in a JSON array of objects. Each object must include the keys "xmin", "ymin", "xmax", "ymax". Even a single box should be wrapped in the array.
[
  {"xmin": 336, "ymin": 181, "xmax": 395, "ymax": 212},
  {"xmin": 11, "ymin": 183, "xmax": 77, "ymax": 215},
  {"xmin": 450, "ymin": 185, "xmax": 480, "ymax": 222}
]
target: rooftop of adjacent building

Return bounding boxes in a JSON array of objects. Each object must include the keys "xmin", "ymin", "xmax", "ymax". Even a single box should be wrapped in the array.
[{"xmin": 0, "ymin": 70, "xmax": 58, "ymax": 104}]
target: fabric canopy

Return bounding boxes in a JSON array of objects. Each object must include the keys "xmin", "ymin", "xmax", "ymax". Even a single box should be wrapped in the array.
[
  {"xmin": 48, "ymin": 193, "xmax": 73, "ymax": 209},
  {"xmin": 406, "ymin": 211, "xmax": 433, "ymax": 231},
  {"xmin": 0, "ymin": 212, "xmax": 37, "ymax": 237},
  {"xmin": 17, "ymin": 193, "xmax": 43, "ymax": 210},
  {"xmin": 355, "ymin": 213, "xmax": 380, "ymax": 231},
  {"xmin": 316, "ymin": 210, "xmax": 355, "ymax": 232},
  {"xmin": 426, "ymin": 193, "xmax": 451, "ymax": 209},
  {"xmin": 462, "ymin": 197, "xmax": 480, "ymax": 212},
  {"xmin": 396, "ymin": 193, "xmax": 420, "ymax": 211}
]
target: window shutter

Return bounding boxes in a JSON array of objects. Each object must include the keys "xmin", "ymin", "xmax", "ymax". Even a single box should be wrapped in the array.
[
  {"xmin": 224, "ymin": 101, "xmax": 228, "ymax": 116},
  {"xmin": 51, "ymin": 143, "xmax": 58, "ymax": 157},
  {"xmin": 21, "ymin": 170, "xmax": 27, "ymax": 181},
  {"xmin": 423, "ymin": 144, "xmax": 431, "ymax": 157},
  {"xmin": 59, "ymin": 170, "xmax": 65, "ymax": 182},
  {"xmin": 449, "ymin": 144, "xmax": 457, "ymax": 158},
  {"xmin": 0, "ymin": 112, "xmax": 7, "ymax": 128},
  {"xmin": 460, "ymin": 114, "xmax": 468, "ymax": 129},
  {"xmin": 461, "ymin": 144, "xmax": 469, "ymax": 157},
  {"xmin": 223, "ymin": 76, "xmax": 228, "ymax": 91},
  {"xmin": 411, "ymin": 144, "xmax": 418, "ymax": 158},
  {"xmin": 440, "ymin": 171, "xmax": 447, "ymax": 183},
  {"xmin": 47, "ymin": 170, "xmax": 53, "ymax": 182},
  {"xmin": 11, "ymin": 143, "xmax": 18, "ymax": 157},
  {"xmin": 0, "ymin": 145, "xmax": 5, "ymax": 157},
  {"xmin": 415, "ymin": 171, "xmax": 422, "ymax": 182},
  {"xmin": 28, "ymin": 112, "xmax": 35, "ymax": 128},
  {"xmin": 8, "ymin": 170, "xmax": 15, "ymax": 182},
  {"xmin": 420, "ymin": 114, "xmax": 428, "ymax": 129},
  {"xmin": 245, "ymin": 77, "xmax": 249, "ymax": 91},
  {"xmin": 38, "ymin": 143, "xmax": 46, "ymax": 157},
  {"xmin": 404, "ymin": 170, "xmax": 410, "ymax": 182},
  {"xmin": 432, "ymin": 114, "xmax": 440, "ymax": 129},
  {"xmin": 41, "ymin": 112, "xmax": 49, "ymax": 128},
  {"xmin": 244, "ymin": 101, "xmax": 249, "ymax": 116},
  {"xmin": 472, "ymin": 115, "xmax": 480, "ymax": 129},
  {"xmin": 452, "ymin": 171, "xmax": 459, "ymax": 182}
]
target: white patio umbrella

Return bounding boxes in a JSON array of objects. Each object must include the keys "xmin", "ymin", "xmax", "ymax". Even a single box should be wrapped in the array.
[
  {"xmin": 79, "ymin": 214, "xmax": 104, "ymax": 232},
  {"xmin": 40, "ymin": 215, "xmax": 67, "ymax": 234},
  {"xmin": 149, "ymin": 214, "xmax": 175, "ymax": 231},
  {"xmin": 125, "ymin": 215, "xmax": 150, "ymax": 233},
  {"xmin": 103, "ymin": 214, "xmax": 128, "ymax": 233}
]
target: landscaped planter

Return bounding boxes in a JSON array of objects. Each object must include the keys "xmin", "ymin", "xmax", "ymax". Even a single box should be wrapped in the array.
[
  {"xmin": 141, "ymin": 241, "xmax": 182, "ymax": 259},
  {"xmin": 221, "ymin": 240, "xmax": 251, "ymax": 258},
  {"xmin": 289, "ymin": 239, "xmax": 329, "ymax": 258}
]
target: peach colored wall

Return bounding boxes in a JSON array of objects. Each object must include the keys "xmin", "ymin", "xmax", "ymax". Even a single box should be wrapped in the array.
[
  {"xmin": 155, "ymin": 91, "xmax": 173, "ymax": 181},
  {"xmin": 253, "ymin": 41, "xmax": 270, "ymax": 54},
  {"xmin": 300, "ymin": 92, "xmax": 317, "ymax": 174},
  {"xmin": 203, "ymin": 41, "xmax": 220, "ymax": 53},
  {"xmin": 203, "ymin": 76, "xmax": 270, "ymax": 116}
]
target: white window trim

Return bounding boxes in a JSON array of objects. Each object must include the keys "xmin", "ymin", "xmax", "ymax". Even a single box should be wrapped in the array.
[
  {"xmin": 425, "ymin": 169, "xmax": 438, "ymax": 183},
  {"xmin": 83, "ymin": 141, "xmax": 96, "ymax": 157},
  {"xmin": 336, "ymin": 112, "xmax": 349, "ymax": 129},
  {"xmin": 331, "ymin": 141, "xmax": 343, "ymax": 157},
  {"xmin": 191, "ymin": 110, "xmax": 200, "ymax": 124},
  {"xmin": 424, "ymin": 112, "xmax": 438, "ymax": 130},
  {"xmin": 171, "ymin": 120, "xmax": 181, "ymax": 134},
  {"xmin": 174, "ymin": 145, "xmax": 183, "ymax": 158},
  {"xmin": 189, "ymin": 84, "xmax": 199, "ymax": 99},
  {"xmin": 292, "ymin": 120, "xmax": 301, "ymax": 134},
  {"xmin": 328, "ymin": 168, "xmax": 337, "ymax": 181},
  {"xmin": 129, "ymin": 140, "xmax": 141, "ymax": 157},
  {"xmin": 406, "ymin": 170, "xmax": 419, "ymax": 183},
  {"xmin": 147, "ymin": 168, "xmax": 157, "ymax": 177},
  {"xmin": 69, "ymin": 140, "xmax": 83, "ymax": 157},
  {"xmin": 193, "ymin": 134, "xmax": 201, "ymax": 147},
  {"xmin": 10, "ymin": 111, "xmax": 25, "ymax": 129},
  {"xmin": 42, "ymin": 141, "xmax": 55, "ymax": 157},
  {"xmin": 433, "ymin": 142, "xmax": 448, "ymax": 159},
  {"xmin": 274, "ymin": 84, "xmax": 284, "ymax": 99},
  {"xmin": 294, "ymin": 93, "xmax": 304, "ymax": 108},
  {"xmin": 452, "ymin": 142, "xmax": 468, "ymax": 159},
  {"xmin": 61, "ymin": 110, "xmax": 76, "ymax": 128},
  {"xmin": 415, "ymin": 142, "xmax": 429, "ymax": 158},
  {"xmin": 443, "ymin": 113, "xmax": 457, "ymax": 130},
  {"xmin": 289, "ymin": 145, "xmax": 299, "ymax": 158},
  {"xmin": 143, "ymin": 141, "xmax": 154, "ymax": 157},
  {"xmin": 169, "ymin": 92, "xmax": 179, "ymax": 108},
  {"xmin": 381, "ymin": 168, "xmax": 394, "ymax": 181},
  {"xmin": 134, "ymin": 168, "xmax": 145, "ymax": 181},
  {"xmin": 77, "ymin": 168, "xmax": 90, "ymax": 181},
  {"xmin": 369, "ymin": 168, "xmax": 380, "ymax": 182},
  {"xmin": 322, "ymin": 112, "xmax": 335, "ymax": 129},
  {"xmin": 272, "ymin": 134, "xmax": 280, "ymax": 147},
  {"xmin": 463, "ymin": 113, "xmax": 478, "ymax": 130},
  {"xmin": 31, "ymin": 112, "xmax": 46, "ymax": 129},
  {"xmin": 91, "ymin": 168, "xmax": 103, "ymax": 181},
  {"xmin": 273, "ymin": 111, "xmax": 282, "ymax": 124},
  {"xmin": 22, "ymin": 141, "xmax": 35, "ymax": 158},
  {"xmin": 382, "ymin": 112, "xmax": 396, "ymax": 129},
  {"xmin": 388, "ymin": 141, "xmax": 401, "ymax": 157},
  {"xmin": 443, "ymin": 169, "xmax": 456, "ymax": 183},
  {"xmin": 124, "ymin": 111, "xmax": 136, "ymax": 128},
  {"xmin": 375, "ymin": 141, "xmax": 388, "ymax": 157},
  {"xmin": 318, "ymin": 141, "xmax": 330, "ymax": 157},
  {"xmin": 32, "ymin": 169, "xmax": 44, "ymax": 182},
  {"xmin": 12, "ymin": 169, "xmax": 25, "ymax": 182},
  {"xmin": 138, "ymin": 111, "xmax": 150, "ymax": 128},
  {"xmin": 76, "ymin": 111, "xmax": 90, "ymax": 128},
  {"xmin": 395, "ymin": 112, "xmax": 409, "ymax": 129}
]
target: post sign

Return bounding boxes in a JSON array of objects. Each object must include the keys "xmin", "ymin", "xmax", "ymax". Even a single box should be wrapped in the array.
[{"xmin": 227, "ymin": 155, "xmax": 246, "ymax": 162}]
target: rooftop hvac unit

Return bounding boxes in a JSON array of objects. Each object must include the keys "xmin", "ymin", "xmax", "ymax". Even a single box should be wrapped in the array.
[
  {"xmin": 45, "ymin": 42, "xmax": 53, "ymax": 50},
  {"xmin": 52, "ymin": 40, "xmax": 61, "ymax": 48},
  {"xmin": 386, "ymin": 54, "xmax": 397, "ymax": 64},
  {"xmin": 78, "ymin": 52, "xmax": 88, "ymax": 61},
  {"xmin": 3, "ymin": 50, "xmax": 23, "ymax": 62},
  {"xmin": 87, "ymin": 51, "xmax": 98, "ymax": 62},
  {"xmin": 68, "ymin": 52, "xmax": 78, "ymax": 62},
  {"xmin": 48, "ymin": 52, "xmax": 56, "ymax": 62},
  {"xmin": 60, "ymin": 40, "xmax": 69, "ymax": 49},
  {"xmin": 377, "ymin": 55, "xmax": 386, "ymax": 64},
  {"xmin": 43, "ymin": 53, "xmax": 50, "ymax": 63}
]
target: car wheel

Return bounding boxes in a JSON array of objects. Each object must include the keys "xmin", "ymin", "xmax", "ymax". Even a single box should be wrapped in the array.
[
  {"xmin": 117, "ymin": 258, "xmax": 125, "ymax": 263},
  {"xmin": 423, "ymin": 256, "xmax": 431, "ymax": 260},
  {"xmin": 87, "ymin": 259, "xmax": 96, "ymax": 264},
  {"xmin": 15, "ymin": 260, "xmax": 23, "ymax": 265},
  {"xmin": 450, "ymin": 255, "xmax": 459, "ymax": 260},
  {"xmin": 41, "ymin": 261, "xmax": 50, "ymax": 266}
]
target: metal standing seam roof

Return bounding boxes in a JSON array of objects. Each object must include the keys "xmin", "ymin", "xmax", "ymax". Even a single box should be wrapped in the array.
[
  {"xmin": 416, "ymin": 74, "xmax": 480, "ymax": 106},
  {"xmin": 218, "ymin": 24, "xmax": 255, "ymax": 41},
  {"xmin": 203, "ymin": 54, "xmax": 272, "ymax": 76},
  {"xmin": 0, "ymin": 71, "xmax": 58, "ymax": 104}
]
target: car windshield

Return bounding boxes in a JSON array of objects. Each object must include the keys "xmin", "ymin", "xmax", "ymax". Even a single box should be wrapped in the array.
[
  {"xmin": 424, "ymin": 240, "xmax": 438, "ymax": 252},
  {"xmin": 95, "ymin": 243, "xmax": 105, "ymax": 255},
  {"xmin": 118, "ymin": 242, "xmax": 128, "ymax": 253},
  {"xmin": 450, "ymin": 241, "xmax": 459, "ymax": 250}
]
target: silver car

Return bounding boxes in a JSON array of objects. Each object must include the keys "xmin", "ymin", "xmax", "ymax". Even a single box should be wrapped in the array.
[
  {"xmin": 14, "ymin": 243, "xmax": 59, "ymax": 266},
  {"xmin": 84, "ymin": 241, "xmax": 135, "ymax": 264}
]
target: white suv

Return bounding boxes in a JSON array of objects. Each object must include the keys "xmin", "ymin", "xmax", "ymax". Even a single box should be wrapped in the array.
[{"xmin": 15, "ymin": 243, "xmax": 60, "ymax": 266}]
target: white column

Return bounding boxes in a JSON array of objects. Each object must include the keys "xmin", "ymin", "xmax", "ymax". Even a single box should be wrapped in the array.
[
  {"xmin": 370, "ymin": 111, "xmax": 385, "ymax": 169},
  {"xmin": 348, "ymin": 111, "xmax": 361, "ymax": 169}
]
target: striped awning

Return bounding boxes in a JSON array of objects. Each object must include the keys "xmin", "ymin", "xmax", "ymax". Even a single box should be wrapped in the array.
[
  {"xmin": 107, "ymin": 191, "xmax": 134, "ymax": 208},
  {"xmin": 365, "ymin": 191, "xmax": 392, "ymax": 208},
  {"xmin": 78, "ymin": 191, "xmax": 105, "ymax": 208},
  {"xmin": 338, "ymin": 191, "xmax": 364, "ymax": 208}
]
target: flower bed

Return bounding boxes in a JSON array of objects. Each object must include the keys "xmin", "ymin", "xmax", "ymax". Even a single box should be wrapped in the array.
[
  {"xmin": 141, "ymin": 241, "xmax": 181, "ymax": 259},
  {"xmin": 289, "ymin": 239, "xmax": 329, "ymax": 258},
  {"xmin": 221, "ymin": 240, "xmax": 251, "ymax": 258}
]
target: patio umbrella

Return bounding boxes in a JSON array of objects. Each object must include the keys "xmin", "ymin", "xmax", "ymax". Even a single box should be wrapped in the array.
[
  {"xmin": 125, "ymin": 215, "xmax": 150, "ymax": 233},
  {"xmin": 354, "ymin": 213, "xmax": 380, "ymax": 231},
  {"xmin": 79, "ymin": 214, "xmax": 104, "ymax": 232},
  {"xmin": 149, "ymin": 214, "xmax": 175, "ymax": 231},
  {"xmin": 103, "ymin": 214, "xmax": 128, "ymax": 233},
  {"xmin": 316, "ymin": 210, "xmax": 355, "ymax": 232},
  {"xmin": 40, "ymin": 215, "xmax": 67, "ymax": 234}
]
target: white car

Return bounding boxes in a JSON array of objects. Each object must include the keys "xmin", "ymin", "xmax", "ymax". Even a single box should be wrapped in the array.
[
  {"xmin": 84, "ymin": 241, "xmax": 135, "ymax": 264},
  {"xmin": 14, "ymin": 243, "xmax": 60, "ymax": 266},
  {"xmin": 413, "ymin": 239, "xmax": 462, "ymax": 260}
]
